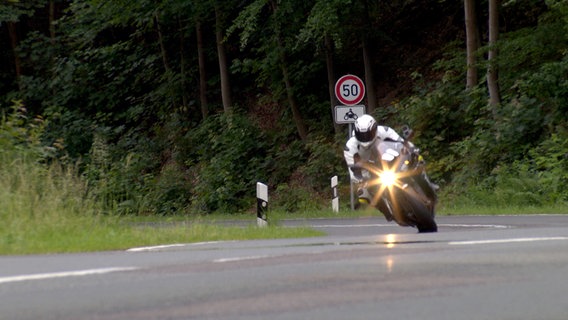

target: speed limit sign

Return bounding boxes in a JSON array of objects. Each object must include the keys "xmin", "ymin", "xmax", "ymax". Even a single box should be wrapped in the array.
[{"xmin": 335, "ymin": 74, "xmax": 365, "ymax": 106}]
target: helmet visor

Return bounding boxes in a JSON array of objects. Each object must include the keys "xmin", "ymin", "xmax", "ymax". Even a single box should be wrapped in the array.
[{"xmin": 355, "ymin": 126, "xmax": 377, "ymax": 143}]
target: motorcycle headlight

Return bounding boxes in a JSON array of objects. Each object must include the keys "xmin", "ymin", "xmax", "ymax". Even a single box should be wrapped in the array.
[{"xmin": 379, "ymin": 170, "xmax": 397, "ymax": 187}]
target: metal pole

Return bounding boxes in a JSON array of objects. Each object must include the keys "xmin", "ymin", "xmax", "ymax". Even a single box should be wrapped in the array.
[{"xmin": 348, "ymin": 123, "xmax": 355, "ymax": 210}]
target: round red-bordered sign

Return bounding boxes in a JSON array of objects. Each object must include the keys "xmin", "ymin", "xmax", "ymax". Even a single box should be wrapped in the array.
[{"xmin": 335, "ymin": 75, "xmax": 365, "ymax": 106}]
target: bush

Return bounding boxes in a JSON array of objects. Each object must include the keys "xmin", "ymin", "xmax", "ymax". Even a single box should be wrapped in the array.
[
  {"xmin": 185, "ymin": 113, "xmax": 270, "ymax": 213},
  {"xmin": 298, "ymin": 134, "xmax": 345, "ymax": 190}
]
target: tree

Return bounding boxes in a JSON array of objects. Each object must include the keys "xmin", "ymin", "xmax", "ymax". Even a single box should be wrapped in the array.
[
  {"xmin": 297, "ymin": 0, "xmax": 348, "ymax": 134},
  {"xmin": 196, "ymin": 20, "xmax": 209, "ymax": 119},
  {"xmin": 487, "ymin": 0, "xmax": 501, "ymax": 105},
  {"xmin": 361, "ymin": 0, "xmax": 377, "ymax": 114},
  {"xmin": 464, "ymin": 0, "xmax": 480, "ymax": 90},
  {"xmin": 0, "ymin": 0, "xmax": 45, "ymax": 90},
  {"xmin": 229, "ymin": 0, "xmax": 309, "ymax": 142},
  {"xmin": 269, "ymin": 0, "xmax": 308, "ymax": 141},
  {"xmin": 215, "ymin": 3, "xmax": 233, "ymax": 113}
]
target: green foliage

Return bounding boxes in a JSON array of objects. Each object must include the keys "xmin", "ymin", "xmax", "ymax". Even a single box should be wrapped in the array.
[
  {"xmin": 270, "ymin": 183, "xmax": 324, "ymax": 212},
  {"xmin": 397, "ymin": 82, "xmax": 484, "ymax": 184},
  {"xmin": 442, "ymin": 136, "xmax": 568, "ymax": 208},
  {"xmin": 85, "ymin": 150, "xmax": 151, "ymax": 215},
  {"xmin": 185, "ymin": 113, "xmax": 269, "ymax": 213},
  {"xmin": 299, "ymin": 134, "xmax": 345, "ymax": 190},
  {"xmin": 389, "ymin": 4, "xmax": 568, "ymax": 215},
  {"xmin": 0, "ymin": 0, "xmax": 43, "ymax": 22},
  {"xmin": 496, "ymin": 16, "xmax": 567, "ymax": 92},
  {"xmin": 514, "ymin": 55, "xmax": 568, "ymax": 127},
  {"xmin": 1, "ymin": 0, "xmax": 568, "ymax": 218},
  {"xmin": 0, "ymin": 102, "xmax": 108, "ymax": 254},
  {"xmin": 265, "ymin": 138, "xmax": 306, "ymax": 186},
  {"xmin": 526, "ymin": 130, "xmax": 568, "ymax": 202},
  {"xmin": 0, "ymin": 100, "xmax": 55, "ymax": 161},
  {"xmin": 267, "ymin": 133, "xmax": 344, "ymax": 212}
]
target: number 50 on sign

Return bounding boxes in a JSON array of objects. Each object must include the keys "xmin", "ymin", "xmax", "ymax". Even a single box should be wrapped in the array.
[{"xmin": 335, "ymin": 75, "xmax": 365, "ymax": 106}]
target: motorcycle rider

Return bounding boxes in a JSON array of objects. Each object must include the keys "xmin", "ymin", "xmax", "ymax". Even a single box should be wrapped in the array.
[{"xmin": 343, "ymin": 114, "xmax": 437, "ymax": 218}]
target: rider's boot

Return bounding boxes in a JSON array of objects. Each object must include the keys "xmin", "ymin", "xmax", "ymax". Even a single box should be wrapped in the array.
[
  {"xmin": 355, "ymin": 188, "xmax": 371, "ymax": 210},
  {"xmin": 414, "ymin": 155, "xmax": 439, "ymax": 199},
  {"xmin": 357, "ymin": 188, "xmax": 394, "ymax": 221},
  {"xmin": 413, "ymin": 169, "xmax": 439, "ymax": 202}
]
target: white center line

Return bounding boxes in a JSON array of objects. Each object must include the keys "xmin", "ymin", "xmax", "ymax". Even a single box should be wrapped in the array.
[
  {"xmin": 311, "ymin": 224, "xmax": 510, "ymax": 229},
  {"xmin": 127, "ymin": 241, "xmax": 234, "ymax": 252},
  {"xmin": 213, "ymin": 255, "xmax": 271, "ymax": 263},
  {"xmin": 312, "ymin": 224, "xmax": 392, "ymax": 228},
  {"xmin": 440, "ymin": 224, "xmax": 510, "ymax": 229},
  {"xmin": 449, "ymin": 237, "xmax": 568, "ymax": 246},
  {"xmin": 0, "ymin": 267, "xmax": 138, "ymax": 285}
]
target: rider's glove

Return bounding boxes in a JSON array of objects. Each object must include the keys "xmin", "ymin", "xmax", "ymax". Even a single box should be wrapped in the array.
[{"xmin": 351, "ymin": 167, "xmax": 364, "ymax": 184}]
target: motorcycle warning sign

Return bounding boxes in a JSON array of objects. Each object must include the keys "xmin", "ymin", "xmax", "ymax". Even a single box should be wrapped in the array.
[{"xmin": 334, "ymin": 105, "xmax": 366, "ymax": 124}]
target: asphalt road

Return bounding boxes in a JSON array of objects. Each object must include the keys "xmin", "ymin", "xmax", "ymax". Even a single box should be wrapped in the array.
[{"xmin": 1, "ymin": 215, "xmax": 568, "ymax": 320}]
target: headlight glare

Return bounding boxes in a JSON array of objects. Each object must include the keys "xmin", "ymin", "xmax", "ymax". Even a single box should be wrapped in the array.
[{"xmin": 379, "ymin": 170, "xmax": 397, "ymax": 187}]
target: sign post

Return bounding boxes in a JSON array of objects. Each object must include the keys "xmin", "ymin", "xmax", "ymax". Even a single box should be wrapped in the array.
[
  {"xmin": 256, "ymin": 182, "xmax": 268, "ymax": 227},
  {"xmin": 334, "ymin": 74, "xmax": 366, "ymax": 210},
  {"xmin": 331, "ymin": 175, "xmax": 339, "ymax": 212}
]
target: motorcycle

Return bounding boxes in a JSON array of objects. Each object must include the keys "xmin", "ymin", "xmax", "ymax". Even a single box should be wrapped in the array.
[{"xmin": 352, "ymin": 127, "xmax": 438, "ymax": 233}]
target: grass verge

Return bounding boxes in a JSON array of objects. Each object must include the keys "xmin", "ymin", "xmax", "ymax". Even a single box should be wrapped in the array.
[
  {"xmin": 0, "ymin": 153, "xmax": 322, "ymax": 255},
  {"xmin": 1, "ymin": 153, "xmax": 566, "ymax": 255},
  {"xmin": 0, "ymin": 214, "xmax": 324, "ymax": 255}
]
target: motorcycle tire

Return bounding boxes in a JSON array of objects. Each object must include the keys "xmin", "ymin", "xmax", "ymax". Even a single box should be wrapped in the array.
[{"xmin": 401, "ymin": 190, "xmax": 437, "ymax": 233}]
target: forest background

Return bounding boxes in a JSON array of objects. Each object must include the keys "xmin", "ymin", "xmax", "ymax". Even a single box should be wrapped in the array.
[{"xmin": 1, "ymin": 0, "xmax": 567, "ymax": 217}]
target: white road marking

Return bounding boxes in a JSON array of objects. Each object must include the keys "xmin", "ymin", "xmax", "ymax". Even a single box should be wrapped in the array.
[
  {"xmin": 127, "ymin": 241, "xmax": 233, "ymax": 252},
  {"xmin": 449, "ymin": 237, "xmax": 568, "ymax": 246},
  {"xmin": 440, "ymin": 224, "xmax": 510, "ymax": 229},
  {"xmin": 0, "ymin": 267, "xmax": 138, "ymax": 285},
  {"xmin": 312, "ymin": 224, "xmax": 509, "ymax": 229},
  {"xmin": 312, "ymin": 224, "xmax": 392, "ymax": 228},
  {"xmin": 126, "ymin": 243, "xmax": 189, "ymax": 252},
  {"xmin": 213, "ymin": 255, "xmax": 271, "ymax": 263}
]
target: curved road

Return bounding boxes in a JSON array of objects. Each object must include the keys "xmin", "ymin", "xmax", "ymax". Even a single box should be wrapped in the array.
[{"xmin": 1, "ymin": 215, "xmax": 568, "ymax": 320}]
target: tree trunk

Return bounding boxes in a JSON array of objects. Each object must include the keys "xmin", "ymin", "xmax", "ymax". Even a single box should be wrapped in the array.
[
  {"xmin": 362, "ymin": 35, "xmax": 376, "ymax": 114},
  {"xmin": 325, "ymin": 35, "xmax": 341, "ymax": 134},
  {"xmin": 8, "ymin": 21, "xmax": 22, "ymax": 90},
  {"xmin": 154, "ymin": 12, "xmax": 170, "ymax": 73},
  {"xmin": 49, "ymin": 0, "xmax": 56, "ymax": 43},
  {"xmin": 361, "ymin": 0, "xmax": 376, "ymax": 114},
  {"xmin": 215, "ymin": 6, "xmax": 232, "ymax": 113},
  {"xmin": 49, "ymin": 0, "xmax": 57, "ymax": 96},
  {"xmin": 178, "ymin": 17, "xmax": 188, "ymax": 111},
  {"xmin": 269, "ymin": 0, "xmax": 308, "ymax": 142},
  {"xmin": 278, "ymin": 37, "xmax": 308, "ymax": 142},
  {"xmin": 487, "ymin": 0, "xmax": 501, "ymax": 106},
  {"xmin": 464, "ymin": 0, "xmax": 480, "ymax": 90},
  {"xmin": 196, "ymin": 21, "xmax": 209, "ymax": 119}
]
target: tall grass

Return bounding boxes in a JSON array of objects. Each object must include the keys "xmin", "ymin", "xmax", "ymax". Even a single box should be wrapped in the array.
[
  {"xmin": 0, "ymin": 158, "xmax": 322, "ymax": 254},
  {"xmin": 0, "ymin": 154, "xmax": 322, "ymax": 255},
  {"xmin": 0, "ymin": 147, "xmax": 104, "ymax": 253},
  {"xmin": 0, "ymin": 106, "xmax": 321, "ymax": 255}
]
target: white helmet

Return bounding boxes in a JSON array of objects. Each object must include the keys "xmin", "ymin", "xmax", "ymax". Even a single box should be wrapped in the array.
[{"xmin": 354, "ymin": 114, "xmax": 378, "ymax": 149}]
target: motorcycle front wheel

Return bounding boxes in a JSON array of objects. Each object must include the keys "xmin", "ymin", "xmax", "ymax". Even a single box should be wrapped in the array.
[{"xmin": 401, "ymin": 190, "xmax": 437, "ymax": 233}]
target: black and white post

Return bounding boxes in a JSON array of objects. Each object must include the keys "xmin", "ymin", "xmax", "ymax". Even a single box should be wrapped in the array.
[
  {"xmin": 256, "ymin": 182, "xmax": 268, "ymax": 227},
  {"xmin": 331, "ymin": 175, "xmax": 339, "ymax": 212}
]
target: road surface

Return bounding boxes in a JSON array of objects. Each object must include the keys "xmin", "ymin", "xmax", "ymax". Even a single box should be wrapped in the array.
[{"xmin": 1, "ymin": 215, "xmax": 568, "ymax": 320}]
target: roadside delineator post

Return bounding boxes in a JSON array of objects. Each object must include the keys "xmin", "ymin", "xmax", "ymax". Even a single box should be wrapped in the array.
[
  {"xmin": 331, "ymin": 176, "xmax": 339, "ymax": 213},
  {"xmin": 256, "ymin": 182, "xmax": 268, "ymax": 227}
]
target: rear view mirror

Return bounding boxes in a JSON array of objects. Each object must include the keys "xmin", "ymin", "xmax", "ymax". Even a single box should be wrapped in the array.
[{"xmin": 401, "ymin": 125, "xmax": 413, "ymax": 140}]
